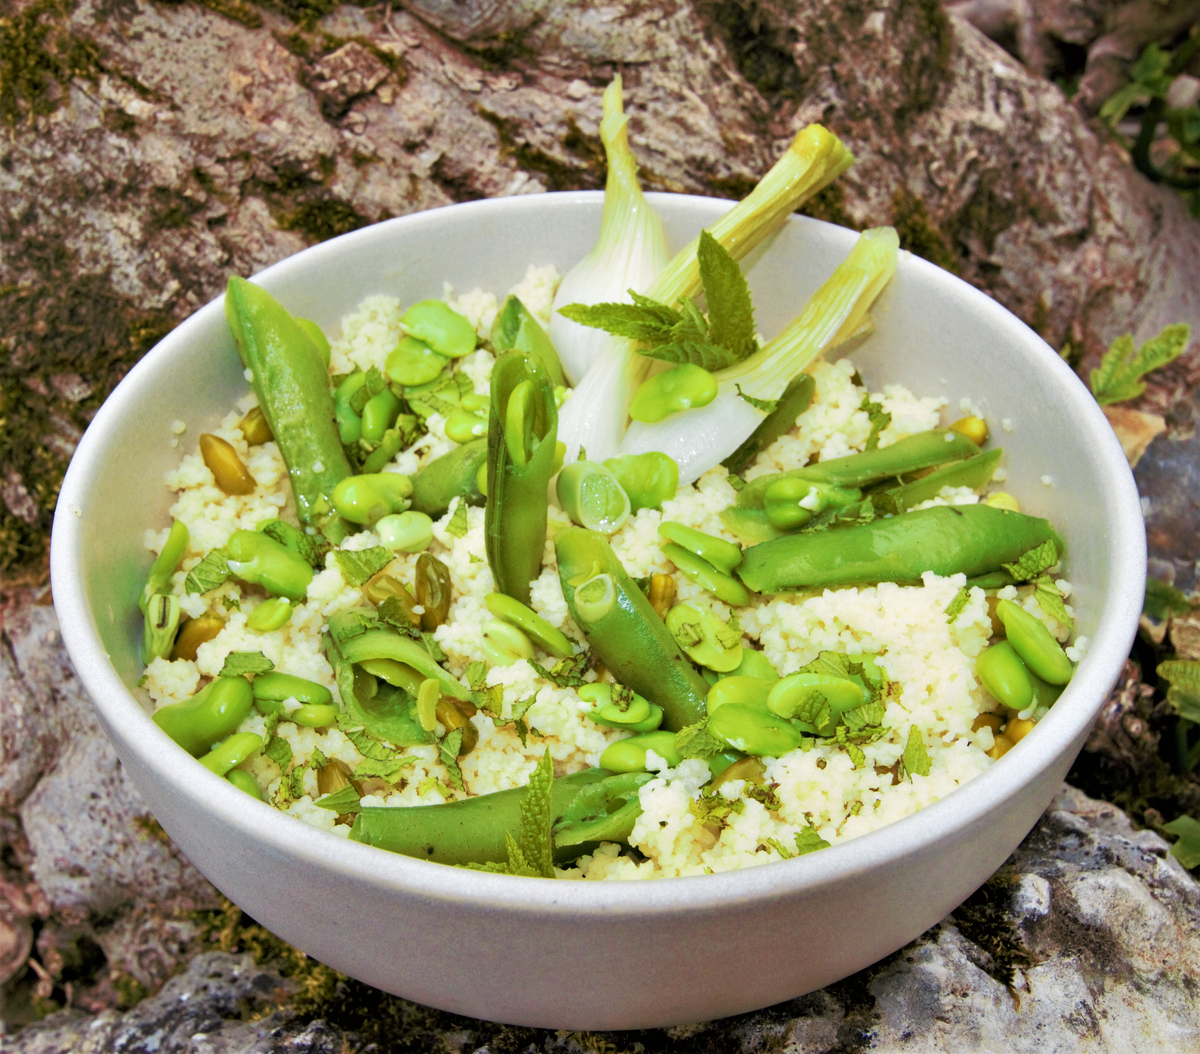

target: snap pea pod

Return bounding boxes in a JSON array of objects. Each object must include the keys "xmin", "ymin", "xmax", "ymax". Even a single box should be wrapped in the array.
[
  {"xmin": 723, "ymin": 373, "xmax": 816, "ymax": 477},
  {"xmin": 737, "ymin": 505, "xmax": 1064, "ymax": 594},
  {"xmin": 224, "ymin": 277, "xmax": 351, "ymax": 524},
  {"xmin": 332, "ymin": 623, "xmax": 468, "ymax": 701},
  {"xmin": 556, "ymin": 527, "xmax": 709, "ymax": 731},
  {"xmin": 490, "ymin": 295, "xmax": 565, "ymax": 388},
  {"xmin": 879, "ymin": 448, "xmax": 1002, "ymax": 513},
  {"xmin": 350, "ymin": 767, "xmax": 651, "ymax": 865},
  {"xmin": 486, "ymin": 351, "xmax": 559, "ymax": 605},
  {"xmin": 735, "ymin": 429, "xmax": 981, "ymax": 510},
  {"xmin": 409, "ymin": 438, "xmax": 487, "ymax": 519}
]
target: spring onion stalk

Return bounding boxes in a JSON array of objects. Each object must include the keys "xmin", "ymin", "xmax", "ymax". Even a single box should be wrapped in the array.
[
  {"xmin": 619, "ymin": 226, "xmax": 899, "ymax": 482},
  {"xmin": 549, "ymin": 76, "xmax": 668, "ymax": 387},
  {"xmin": 558, "ymin": 124, "xmax": 854, "ymax": 465}
]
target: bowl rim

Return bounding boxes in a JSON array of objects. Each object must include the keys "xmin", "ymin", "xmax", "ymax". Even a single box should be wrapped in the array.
[{"xmin": 50, "ymin": 190, "xmax": 1146, "ymax": 914}]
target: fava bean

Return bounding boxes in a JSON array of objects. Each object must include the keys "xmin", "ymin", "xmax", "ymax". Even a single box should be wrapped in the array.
[
  {"xmin": 200, "ymin": 433, "xmax": 256, "ymax": 496},
  {"xmin": 358, "ymin": 657, "xmax": 424, "ymax": 695},
  {"xmin": 332, "ymin": 472, "xmax": 413, "ymax": 526},
  {"xmin": 665, "ymin": 602, "xmax": 743, "ymax": 672},
  {"xmin": 708, "ymin": 703, "xmax": 803, "ymax": 756},
  {"xmin": 658, "ymin": 522, "xmax": 742, "ymax": 575},
  {"xmin": 409, "ymin": 438, "xmax": 486, "ymax": 518},
  {"xmin": 986, "ymin": 492, "xmax": 1020, "ymax": 512},
  {"xmin": 662, "ymin": 542, "xmax": 752, "ymax": 606},
  {"xmin": 763, "ymin": 478, "xmax": 860, "ymax": 530},
  {"xmin": 246, "ymin": 596, "xmax": 293, "ymax": 633},
  {"xmin": 401, "ymin": 300, "xmax": 476, "ymax": 359},
  {"xmin": 335, "ymin": 372, "xmax": 367, "ymax": 444},
  {"xmin": 225, "ymin": 768, "xmax": 264, "ymax": 800},
  {"xmin": 482, "ymin": 619, "xmax": 535, "ymax": 666},
  {"xmin": 767, "ymin": 673, "xmax": 868, "ymax": 730},
  {"xmin": 484, "ymin": 592, "xmax": 575, "ymax": 658},
  {"xmin": 647, "ymin": 572, "xmax": 676, "ymax": 619},
  {"xmin": 253, "ymin": 671, "xmax": 333, "ymax": 707},
  {"xmin": 377, "ymin": 511, "xmax": 434, "ymax": 553},
  {"xmin": 154, "ymin": 676, "xmax": 254, "ymax": 756},
  {"xmin": 599, "ymin": 731, "xmax": 682, "ymax": 772},
  {"xmin": 200, "ymin": 732, "xmax": 263, "ymax": 775},
  {"xmin": 629, "ymin": 363, "xmax": 717, "ymax": 423},
  {"xmin": 557, "ymin": 461, "xmax": 631, "ymax": 534},
  {"xmin": 705, "ymin": 752, "xmax": 747, "ymax": 782},
  {"xmin": 603, "ymin": 452, "xmax": 679, "ymax": 512},
  {"xmin": 725, "ymin": 649, "xmax": 778, "ymax": 681},
  {"xmin": 225, "ymin": 530, "xmax": 313, "ymax": 600},
  {"xmin": 995, "ymin": 599, "xmax": 1073, "ymax": 684},
  {"xmin": 361, "ymin": 388, "xmax": 400, "ymax": 444},
  {"xmin": 975, "ymin": 641, "xmax": 1034, "ymax": 712},
  {"xmin": 385, "ymin": 335, "xmax": 447, "ymax": 387},
  {"xmin": 706, "ymin": 675, "xmax": 775, "ymax": 715},
  {"xmin": 445, "ymin": 407, "xmax": 489, "ymax": 444}
]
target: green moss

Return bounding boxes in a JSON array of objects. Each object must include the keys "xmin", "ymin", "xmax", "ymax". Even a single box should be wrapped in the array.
[
  {"xmin": 277, "ymin": 197, "xmax": 369, "ymax": 242},
  {"xmin": 195, "ymin": 0, "xmax": 263, "ymax": 28},
  {"xmin": 695, "ymin": 0, "xmax": 803, "ymax": 103},
  {"xmin": 0, "ymin": 0, "xmax": 105, "ymax": 127},
  {"xmin": 799, "ymin": 183, "xmax": 862, "ymax": 230},
  {"xmin": 893, "ymin": 0, "xmax": 954, "ymax": 124},
  {"xmin": 890, "ymin": 186, "xmax": 960, "ymax": 274},
  {"xmin": 478, "ymin": 110, "xmax": 605, "ymax": 193},
  {"xmin": 951, "ymin": 876, "xmax": 1031, "ymax": 987}
]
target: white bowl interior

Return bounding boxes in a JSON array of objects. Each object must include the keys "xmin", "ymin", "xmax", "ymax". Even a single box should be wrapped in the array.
[{"xmin": 51, "ymin": 193, "xmax": 1145, "ymax": 1029}]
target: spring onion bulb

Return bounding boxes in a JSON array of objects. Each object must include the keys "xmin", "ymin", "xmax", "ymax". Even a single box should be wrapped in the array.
[
  {"xmin": 558, "ymin": 124, "xmax": 855, "ymax": 465},
  {"xmin": 620, "ymin": 227, "xmax": 899, "ymax": 482},
  {"xmin": 549, "ymin": 76, "xmax": 667, "ymax": 386}
]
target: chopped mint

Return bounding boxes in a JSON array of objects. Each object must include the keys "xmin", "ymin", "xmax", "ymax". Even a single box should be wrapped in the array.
[
  {"xmin": 1002, "ymin": 538, "xmax": 1059, "ymax": 582},
  {"xmin": 335, "ymin": 546, "xmax": 393, "ymax": 587},
  {"xmin": 315, "ymin": 785, "xmax": 361, "ymax": 814},
  {"xmin": 264, "ymin": 735, "xmax": 293, "ymax": 771},
  {"xmin": 439, "ymin": 728, "xmax": 466, "ymax": 793},
  {"xmin": 859, "ymin": 394, "xmax": 891, "ymax": 451},
  {"xmin": 446, "ymin": 499, "xmax": 469, "ymax": 539},
  {"xmin": 218, "ymin": 651, "xmax": 274, "ymax": 678},
  {"xmin": 735, "ymin": 385, "xmax": 777, "ymax": 414},
  {"xmin": 675, "ymin": 721, "xmax": 727, "ymax": 760},
  {"xmin": 944, "ymin": 587, "xmax": 971, "ymax": 624},
  {"xmin": 904, "ymin": 724, "xmax": 932, "ymax": 779},
  {"xmin": 184, "ymin": 549, "xmax": 230, "ymax": 595}
]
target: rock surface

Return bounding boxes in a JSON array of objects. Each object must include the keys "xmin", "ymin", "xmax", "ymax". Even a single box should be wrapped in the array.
[
  {"xmin": 2, "ymin": 0, "xmax": 1200, "ymax": 1047},
  {"xmin": 5, "ymin": 786, "xmax": 1199, "ymax": 1052}
]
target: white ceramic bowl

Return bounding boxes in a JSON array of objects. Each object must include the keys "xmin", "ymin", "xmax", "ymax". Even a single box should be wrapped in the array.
[{"xmin": 51, "ymin": 193, "xmax": 1145, "ymax": 1029}]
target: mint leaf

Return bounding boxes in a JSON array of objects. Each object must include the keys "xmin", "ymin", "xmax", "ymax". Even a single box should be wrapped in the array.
[
  {"xmin": 222, "ymin": 596, "xmax": 241, "ymax": 612},
  {"xmin": 516, "ymin": 751, "xmax": 555, "ymax": 877},
  {"xmin": 735, "ymin": 385, "xmax": 777, "ymax": 414},
  {"xmin": 945, "ymin": 587, "xmax": 971, "ymax": 624},
  {"xmin": 184, "ymin": 548, "xmax": 230, "ymax": 595},
  {"xmin": 354, "ymin": 755, "xmax": 418, "ymax": 782},
  {"xmin": 745, "ymin": 783, "xmax": 782, "ymax": 811},
  {"xmin": 904, "ymin": 725, "xmax": 932, "ymax": 779},
  {"xmin": 349, "ymin": 366, "xmax": 388, "ymax": 415},
  {"xmin": 326, "ymin": 610, "xmax": 378, "ymax": 648},
  {"xmin": 315, "ymin": 785, "xmax": 361, "ymax": 813},
  {"xmin": 342, "ymin": 727, "xmax": 396, "ymax": 762},
  {"xmin": 1163, "ymin": 815, "xmax": 1200, "ymax": 869},
  {"xmin": 532, "ymin": 650, "xmax": 593, "ymax": 688},
  {"xmin": 259, "ymin": 519, "xmax": 329, "ymax": 568},
  {"xmin": 1034, "ymin": 578, "xmax": 1073, "ymax": 631},
  {"xmin": 860, "ymin": 394, "xmax": 891, "ymax": 451},
  {"xmin": 439, "ymin": 728, "xmax": 466, "ymax": 793},
  {"xmin": 1002, "ymin": 539, "xmax": 1059, "ymax": 582},
  {"xmin": 835, "ymin": 725, "xmax": 866, "ymax": 768},
  {"xmin": 377, "ymin": 594, "xmax": 420, "ymax": 633},
  {"xmin": 464, "ymin": 661, "xmax": 489, "ymax": 691},
  {"xmin": 676, "ymin": 721, "xmax": 728, "ymax": 760},
  {"xmin": 335, "ymin": 546, "xmax": 393, "ymax": 587},
  {"xmin": 639, "ymin": 339, "xmax": 739, "ymax": 371},
  {"xmin": 557, "ymin": 298, "xmax": 681, "ymax": 344},
  {"xmin": 446, "ymin": 499, "xmax": 469, "ymax": 538},
  {"xmin": 422, "ymin": 632, "xmax": 447, "ymax": 662},
  {"xmin": 794, "ymin": 824, "xmax": 831, "ymax": 855},
  {"xmin": 697, "ymin": 230, "xmax": 757, "ymax": 362},
  {"xmin": 219, "ymin": 651, "xmax": 275, "ymax": 678},
  {"xmin": 690, "ymin": 786, "xmax": 743, "ymax": 828},
  {"xmin": 1090, "ymin": 324, "xmax": 1190, "ymax": 406},
  {"xmin": 264, "ymin": 734, "xmax": 293, "ymax": 771},
  {"xmin": 610, "ymin": 683, "xmax": 634, "ymax": 713}
]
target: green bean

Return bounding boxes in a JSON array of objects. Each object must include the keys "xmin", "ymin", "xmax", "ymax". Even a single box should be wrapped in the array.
[
  {"xmin": 995, "ymin": 599, "xmax": 1073, "ymax": 684},
  {"xmin": 332, "ymin": 472, "xmax": 412, "ymax": 526},
  {"xmin": 485, "ymin": 351, "xmax": 558, "ymax": 605},
  {"xmin": 736, "ymin": 429, "xmax": 982, "ymax": 511},
  {"xmin": 414, "ymin": 552, "xmax": 453, "ymax": 631},
  {"xmin": 402, "ymin": 300, "xmax": 476, "ymax": 359},
  {"xmin": 602, "ymin": 452, "xmax": 679, "ymax": 512},
  {"xmin": 707, "ymin": 703, "xmax": 803, "ymax": 756},
  {"xmin": 225, "ymin": 530, "xmax": 313, "ymax": 600},
  {"xmin": 490, "ymin": 295, "xmax": 565, "ymax": 388},
  {"xmin": 377, "ymin": 511, "xmax": 434, "ymax": 553},
  {"xmin": 385, "ymin": 335, "xmax": 448, "ymax": 387},
  {"xmin": 294, "ymin": 317, "xmax": 331, "ymax": 368},
  {"xmin": 661, "ymin": 542, "xmax": 752, "ymax": 606},
  {"xmin": 658, "ymin": 522, "xmax": 742, "ymax": 575},
  {"xmin": 141, "ymin": 593, "xmax": 181, "ymax": 664},
  {"xmin": 484, "ymin": 592, "xmax": 575, "ymax": 658},
  {"xmin": 629, "ymin": 363, "xmax": 718, "ymax": 423},
  {"xmin": 224, "ymin": 277, "xmax": 351, "ymax": 524},
  {"xmin": 723, "ymin": 373, "xmax": 816, "ymax": 476},
  {"xmin": 975, "ymin": 641, "xmax": 1035, "ymax": 711},
  {"xmin": 482, "ymin": 619, "xmax": 536, "ymax": 666},
  {"xmin": 253, "ymin": 671, "xmax": 333, "ymax": 706},
  {"xmin": 154, "ymin": 676, "xmax": 254, "ymax": 756},
  {"xmin": 665, "ymin": 602, "xmax": 743, "ymax": 672},
  {"xmin": 557, "ymin": 528, "xmax": 709, "ymax": 731},
  {"xmin": 706, "ymin": 675, "xmax": 775, "ymax": 715},
  {"xmin": 246, "ymin": 597, "xmax": 293, "ymax": 633},
  {"xmin": 599, "ymin": 731, "xmax": 682, "ymax": 772},
  {"xmin": 225, "ymin": 768, "xmax": 264, "ymax": 800},
  {"xmin": 200, "ymin": 732, "xmax": 263, "ymax": 775},
  {"xmin": 409, "ymin": 438, "xmax": 487, "ymax": 518},
  {"xmin": 557, "ymin": 461, "xmax": 631, "ymax": 534},
  {"xmin": 361, "ymin": 388, "xmax": 400, "ymax": 444},
  {"xmin": 351, "ymin": 768, "xmax": 646, "ymax": 864},
  {"xmin": 737, "ymin": 505, "xmax": 1064, "ymax": 594}
]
